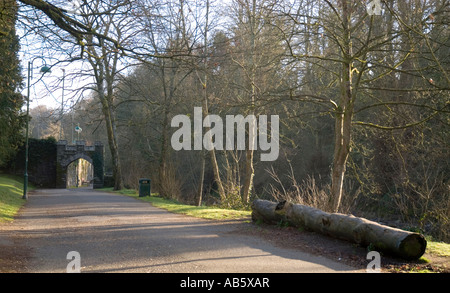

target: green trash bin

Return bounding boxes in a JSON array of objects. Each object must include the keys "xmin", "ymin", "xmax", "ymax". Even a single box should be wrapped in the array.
[{"xmin": 139, "ymin": 178, "xmax": 151, "ymax": 197}]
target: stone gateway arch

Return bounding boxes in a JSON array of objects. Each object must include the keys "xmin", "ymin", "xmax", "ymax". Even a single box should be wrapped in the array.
[{"xmin": 56, "ymin": 140, "xmax": 104, "ymax": 189}]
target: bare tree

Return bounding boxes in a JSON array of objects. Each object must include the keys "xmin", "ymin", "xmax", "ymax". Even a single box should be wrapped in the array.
[{"xmin": 280, "ymin": 0, "xmax": 449, "ymax": 212}]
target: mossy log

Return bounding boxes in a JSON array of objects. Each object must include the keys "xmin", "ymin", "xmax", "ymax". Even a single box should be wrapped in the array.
[{"xmin": 251, "ymin": 199, "xmax": 427, "ymax": 260}]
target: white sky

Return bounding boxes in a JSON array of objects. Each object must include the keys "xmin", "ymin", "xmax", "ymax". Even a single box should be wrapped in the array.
[
  {"xmin": 18, "ymin": 0, "xmax": 230, "ymax": 111},
  {"xmin": 18, "ymin": 1, "xmax": 94, "ymax": 112},
  {"xmin": 19, "ymin": 53, "xmax": 93, "ymax": 112}
]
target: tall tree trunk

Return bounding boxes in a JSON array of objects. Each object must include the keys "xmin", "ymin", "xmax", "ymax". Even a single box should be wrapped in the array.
[
  {"xmin": 196, "ymin": 0, "xmax": 208, "ymax": 206},
  {"xmin": 242, "ymin": 149, "xmax": 254, "ymax": 204},
  {"xmin": 197, "ymin": 152, "xmax": 205, "ymax": 206},
  {"xmin": 159, "ymin": 108, "xmax": 170, "ymax": 197},
  {"xmin": 93, "ymin": 51, "xmax": 123, "ymax": 191},
  {"xmin": 331, "ymin": 106, "xmax": 352, "ymax": 212},
  {"xmin": 158, "ymin": 59, "xmax": 173, "ymax": 198},
  {"xmin": 210, "ymin": 148, "xmax": 226, "ymax": 200},
  {"xmin": 331, "ymin": 0, "xmax": 353, "ymax": 212},
  {"xmin": 200, "ymin": 0, "xmax": 226, "ymax": 202},
  {"xmin": 101, "ymin": 98, "xmax": 124, "ymax": 191},
  {"xmin": 203, "ymin": 99, "xmax": 227, "ymax": 201},
  {"xmin": 105, "ymin": 44, "xmax": 123, "ymax": 191},
  {"xmin": 85, "ymin": 28, "xmax": 124, "ymax": 191},
  {"xmin": 241, "ymin": 0, "xmax": 257, "ymax": 204}
]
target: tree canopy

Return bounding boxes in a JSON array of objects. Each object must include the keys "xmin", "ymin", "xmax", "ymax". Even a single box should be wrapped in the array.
[{"xmin": 0, "ymin": 0, "xmax": 24, "ymax": 167}]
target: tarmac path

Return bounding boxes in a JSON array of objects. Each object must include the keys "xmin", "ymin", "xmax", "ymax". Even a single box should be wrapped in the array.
[{"xmin": 0, "ymin": 188, "xmax": 360, "ymax": 273}]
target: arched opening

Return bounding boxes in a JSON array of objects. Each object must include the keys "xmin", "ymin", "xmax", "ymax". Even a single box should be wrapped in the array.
[
  {"xmin": 66, "ymin": 158, "xmax": 94, "ymax": 189},
  {"xmin": 56, "ymin": 140, "xmax": 104, "ymax": 189}
]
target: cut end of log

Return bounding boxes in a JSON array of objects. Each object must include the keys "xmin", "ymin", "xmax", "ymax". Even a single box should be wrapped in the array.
[{"xmin": 398, "ymin": 234, "xmax": 427, "ymax": 260}]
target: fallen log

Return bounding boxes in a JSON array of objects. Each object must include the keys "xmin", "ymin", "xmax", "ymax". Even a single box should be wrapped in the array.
[
  {"xmin": 251, "ymin": 199, "xmax": 427, "ymax": 260},
  {"xmin": 251, "ymin": 199, "xmax": 287, "ymax": 224}
]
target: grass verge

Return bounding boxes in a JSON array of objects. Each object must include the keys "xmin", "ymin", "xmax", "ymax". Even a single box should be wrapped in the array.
[
  {"xmin": 100, "ymin": 187, "xmax": 251, "ymax": 221},
  {"xmin": 0, "ymin": 174, "xmax": 33, "ymax": 223},
  {"xmin": 426, "ymin": 238, "xmax": 450, "ymax": 257}
]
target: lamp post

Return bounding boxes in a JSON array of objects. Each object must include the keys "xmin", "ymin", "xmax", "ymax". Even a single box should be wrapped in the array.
[
  {"xmin": 23, "ymin": 58, "xmax": 51, "ymax": 200},
  {"xmin": 60, "ymin": 68, "xmax": 65, "ymax": 140}
]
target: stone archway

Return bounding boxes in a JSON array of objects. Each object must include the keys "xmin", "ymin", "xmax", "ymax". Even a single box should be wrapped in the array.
[
  {"xmin": 66, "ymin": 157, "xmax": 94, "ymax": 188},
  {"xmin": 56, "ymin": 140, "xmax": 104, "ymax": 189}
]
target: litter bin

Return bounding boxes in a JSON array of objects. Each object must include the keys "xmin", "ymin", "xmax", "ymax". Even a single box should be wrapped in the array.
[{"xmin": 139, "ymin": 178, "xmax": 151, "ymax": 197}]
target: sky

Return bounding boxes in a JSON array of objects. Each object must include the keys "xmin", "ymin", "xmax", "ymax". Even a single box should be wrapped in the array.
[
  {"xmin": 18, "ymin": 49, "xmax": 93, "ymax": 113},
  {"xmin": 17, "ymin": 0, "xmax": 229, "ymax": 112},
  {"xmin": 18, "ymin": 0, "xmax": 93, "ymax": 112}
]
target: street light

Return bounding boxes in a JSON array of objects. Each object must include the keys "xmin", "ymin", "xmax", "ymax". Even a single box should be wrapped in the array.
[
  {"xmin": 60, "ymin": 68, "xmax": 65, "ymax": 140},
  {"xmin": 23, "ymin": 58, "xmax": 51, "ymax": 200}
]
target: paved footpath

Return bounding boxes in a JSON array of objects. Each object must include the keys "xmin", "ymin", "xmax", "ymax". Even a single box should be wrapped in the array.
[{"xmin": 0, "ymin": 188, "xmax": 360, "ymax": 273}]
